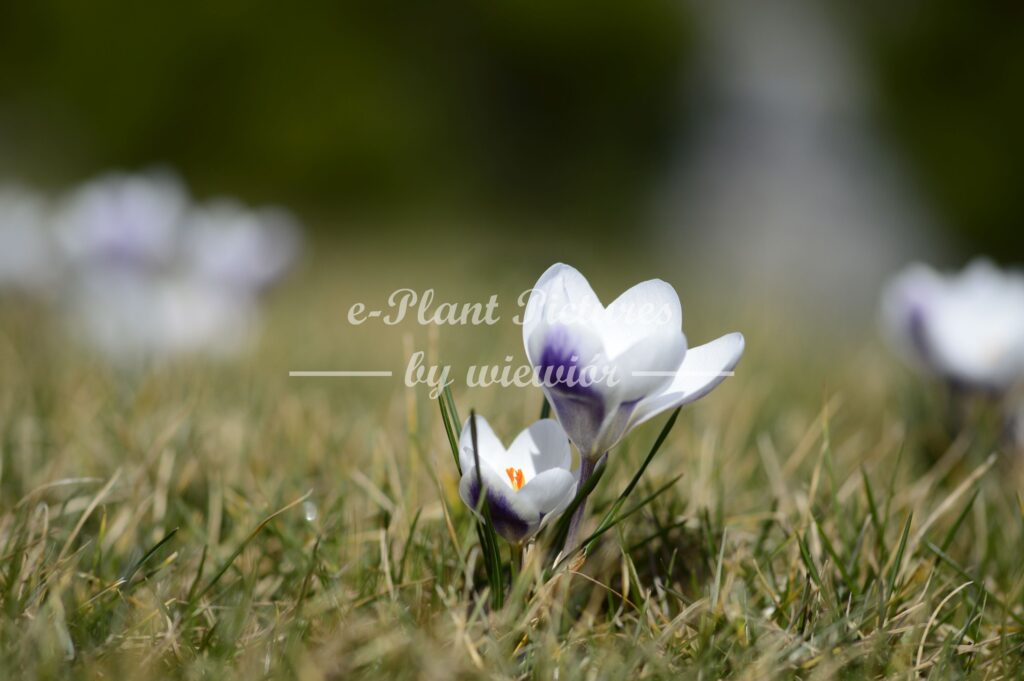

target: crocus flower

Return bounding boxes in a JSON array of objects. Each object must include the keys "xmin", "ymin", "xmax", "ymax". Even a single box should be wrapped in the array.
[
  {"xmin": 47, "ymin": 170, "xmax": 304, "ymax": 364},
  {"xmin": 522, "ymin": 263, "xmax": 745, "ymax": 462},
  {"xmin": 183, "ymin": 199, "xmax": 302, "ymax": 293},
  {"xmin": 458, "ymin": 416, "xmax": 577, "ymax": 545},
  {"xmin": 882, "ymin": 259, "xmax": 1024, "ymax": 392},
  {"xmin": 54, "ymin": 171, "xmax": 187, "ymax": 270}
]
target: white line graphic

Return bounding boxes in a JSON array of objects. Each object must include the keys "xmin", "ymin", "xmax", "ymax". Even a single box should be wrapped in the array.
[
  {"xmin": 289, "ymin": 370, "xmax": 733, "ymax": 379},
  {"xmin": 630, "ymin": 371, "xmax": 735, "ymax": 377},
  {"xmin": 289, "ymin": 371, "xmax": 393, "ymax": 377}
]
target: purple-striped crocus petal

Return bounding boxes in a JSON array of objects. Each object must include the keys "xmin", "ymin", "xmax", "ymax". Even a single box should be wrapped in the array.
[
  {"xmin": 880, "ymin": 263, "xmax": 944, "ymax": 374},
  {"xmin": 535, "ymin": 328, "xmax": 687, "ymax": 458},
  {"xmin": 536, "ymin": 326, "xmax": 601, "ymax": 396},
  {"xmin": 588, "ymin": 397, "xmax": 642, "ymax": 457},
  {"xmin": 531, "ymin": 324, "xmax": 611, "ymax": 458},
  {"xmin": 521, "ymin": 263, "xmax": 602, "ymax": 350},
  {"xmin": 545, "ymin": 391, "xmax": 605, "ymax": 461}
]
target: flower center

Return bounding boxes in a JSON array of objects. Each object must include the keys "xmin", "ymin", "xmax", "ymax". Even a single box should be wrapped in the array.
[{"xmin": 505, "ymin": 467, "xmax": 525, "ymax": 491}]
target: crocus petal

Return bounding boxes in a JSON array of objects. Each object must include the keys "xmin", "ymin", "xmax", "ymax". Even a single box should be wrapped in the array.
[
  {"xmin": 602, "ymin": 279, "xmax": 683, "ymax": 357},
  {"xmin": 880, "ymin": 263, "xmax": 942, "ymax": 370},
  {"xmin": 608, "ymin": 331, "xmax": 687, "ymax": 403},
  {"xmin": 528, "ymin": 321, "xmax": 613, "ymax": 458},
  {"xmin": 587, "ymin": 399, "xmax": 643, "ymax": 457},
  {"xmin": 629, "ymin": 332, "xmax": 745, "ymax": 429},
  {"xmin": 544, "ymin": 390, "xmax": 610, "ymax": 460},
  {"xmin": 505, "ymin": 418, "xmax": 572, "ymax": 476},
  {"xmin": 522, "ymin": 263, "xmax": 602, "ymax": 352},
  {"xmin": 518, "ymin": 468, "xmax": 577, "ymax": 528},
  {"xmin": 602, "ymin": 279, "xmax": 687, "ymax": 403},
  {"xmin": 458, "ymin": 414, "xmax": 506, "ymax": 474},
  {"xmin": 523, "ymin": 264, "xmax": 610, "ymax": 400},
  {"xmin": 528, "ymin": 321, "xmax": 607, "ymax": 393},
  {"xmin": 459, "ymin": 463, "xmax": 540, "ymax": 543}
]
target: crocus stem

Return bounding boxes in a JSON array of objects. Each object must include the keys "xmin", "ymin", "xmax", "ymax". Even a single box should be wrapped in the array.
[{"xmin": 563, "ymin": 454, "xmax": 600, "ymax": 556}]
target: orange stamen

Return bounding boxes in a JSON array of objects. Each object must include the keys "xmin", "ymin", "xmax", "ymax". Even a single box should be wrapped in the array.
[{"xmin": 505, "ymin": 467, "xmax": 525, "ymax": 491}]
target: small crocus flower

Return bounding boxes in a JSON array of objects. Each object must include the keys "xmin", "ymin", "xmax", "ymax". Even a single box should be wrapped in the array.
[
  {"xmin": 882, "ymin": 259, "xmax": 1024, "ymax": 392},
  {"xmin": 54, "ymin": 171, "xmax": 187, "ymax": 270},
  {"xmin": 522, "ymin": 263, "xmax": 745, "ymax": 462},
  {"xmin": 458, "ymin": 416, "xmax": 577, "ymax": 545}
]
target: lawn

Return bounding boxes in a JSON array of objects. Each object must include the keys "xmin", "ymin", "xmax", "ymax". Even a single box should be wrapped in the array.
[{"xmin": 1, "ymin": 243, "xmax": 1021, "ymax": 680}]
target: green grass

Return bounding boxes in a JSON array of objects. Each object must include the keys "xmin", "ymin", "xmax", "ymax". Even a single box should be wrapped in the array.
[{"xmin": 1, "ymin": 252, "xmax": 1023, "ymax": 679}]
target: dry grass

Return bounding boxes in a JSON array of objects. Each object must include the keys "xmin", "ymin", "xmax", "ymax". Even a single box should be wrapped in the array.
[{"xmin": 1, "ymin": 248, "xmax": 1023, "ymax": 679}]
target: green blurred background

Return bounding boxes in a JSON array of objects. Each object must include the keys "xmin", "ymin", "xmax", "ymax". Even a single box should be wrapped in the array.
[
  {"xmin": 0, "ymin": 0, "xmax": 1021, "ymax": 265},
  {"xmin": 0, "ymin": 0, "xmax": 687, "ymax": 228}
]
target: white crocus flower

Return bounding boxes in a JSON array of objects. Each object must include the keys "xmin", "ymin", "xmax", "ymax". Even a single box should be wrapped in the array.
[
  {"xmin": 54, "ymin": 171, "xmax": 187, "ymax": 270},
  {"xmin": 522, "ymin": 263, "xmax": 745, "ymax": 463},
  {"xmin": 458, "ymin": 416, "xmax": 577, "ymax": 545},
  {"xmin": 882, "ymin": 259, "xmax": 1024, "ymax": 392}
]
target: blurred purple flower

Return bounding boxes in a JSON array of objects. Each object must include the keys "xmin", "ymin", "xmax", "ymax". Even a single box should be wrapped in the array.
[
  {"xmin": 882, "ymin": 260, "xmax": 1024, "ymax": 392},
  {"xmin": 45, "ymin": 169, "xmax": 303, "ymax": 362},
  {"xmin": 54, "ymin": 171, "xmax": 187, "ymax": 270}
]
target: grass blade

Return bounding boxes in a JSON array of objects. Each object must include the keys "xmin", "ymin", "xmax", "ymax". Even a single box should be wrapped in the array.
[
  {"xmin": 469, "ymin": 408, "xmax": 504, "ymax": 608},
  {"xmin": 121, "ymin": 527, "xmax": 179, "ymax": 588},
  {"xmin": 437, "ymin": 394, "xmax": 461, "ymax": 475},
  {"xmin": 192, "ymin": 490, "xmax": 312, "ymax": 604}
]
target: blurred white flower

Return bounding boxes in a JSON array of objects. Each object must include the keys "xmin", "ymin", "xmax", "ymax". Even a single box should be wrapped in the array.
[
  {"xmin": 522, "ymin": 263, "xmax": 744, "ymax": 462},
  {"xmin": 42, "ymin": 169, "xmax": 303, "ymax": 362},
  {"xmin": 0, "ymin": 186, "xmax": 56, "ymax": 293},
  {"xmin": 0, "ymin": 169, "xmax": 302, "ymax": 362},
  {"xmin": 458, "ymin": 415, "xmax": 577, "ymax": 545},
  {"xmin": 183, "ymin": 199, "xmax": 301, "ymax": 292},
  {"xmin": 68, "ymin": 270, "xmax": 258, "ymax": 364},
  {"xmin": 882, "ymin": 259, "xmax": 1024, "ymax": 391},
  {"xmin": 54, "ymin": 171, "xmax": 187, "ymax": 270}
]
